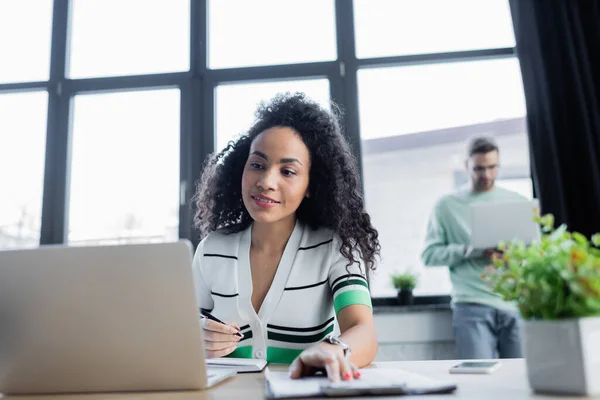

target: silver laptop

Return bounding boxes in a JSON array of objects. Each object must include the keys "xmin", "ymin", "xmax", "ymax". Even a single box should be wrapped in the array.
[
  {"xmin": 470, "ymin": 199, "xmax": 541, "ymax": 249},
  {"xmin": 0, "ymin": 240, "xmax": 235, "ymax": 395}
]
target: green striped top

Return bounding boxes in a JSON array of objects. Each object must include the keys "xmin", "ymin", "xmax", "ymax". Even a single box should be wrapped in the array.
[{"xmin": 192, "ymin": 220, "xmax": 372, "ymax": 364}]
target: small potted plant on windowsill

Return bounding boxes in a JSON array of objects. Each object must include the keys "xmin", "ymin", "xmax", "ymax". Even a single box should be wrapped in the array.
[
  {"xmin": 483, "ymin": 214, "xmax": 600, "ymax": 396},
  {"xmin": 391, "ymin": 273, "xmax": 417, "ymax": 306}
]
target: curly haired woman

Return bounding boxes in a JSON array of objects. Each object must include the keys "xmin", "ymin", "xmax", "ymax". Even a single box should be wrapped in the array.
[{"xmin": 192, "ymin": 92, "xmax": 380, "ymax": 382}]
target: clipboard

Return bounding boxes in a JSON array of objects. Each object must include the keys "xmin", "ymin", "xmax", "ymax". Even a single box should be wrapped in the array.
[{"xmin": 264, "ymin": 368, "xmax": 457, "ymax": 399}]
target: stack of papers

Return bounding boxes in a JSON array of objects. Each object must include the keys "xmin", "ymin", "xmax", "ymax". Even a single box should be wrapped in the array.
[
  {"xmin": 265, "ymin": 367, "xmax": 456, "ymax": 398},
  {"xmin": 206, "ymin": 357, "xmax": 267, "ymax": 373}
]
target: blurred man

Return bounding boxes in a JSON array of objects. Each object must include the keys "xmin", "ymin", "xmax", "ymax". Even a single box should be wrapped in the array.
[{"xmin": 420, "ymin": 136, "xmax": 526, "ymax": 359}]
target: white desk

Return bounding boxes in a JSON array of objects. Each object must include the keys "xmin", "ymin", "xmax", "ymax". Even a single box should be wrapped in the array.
[
  {"xmin": 375, "ymin": 359, "xmax": 596, "ymax": 399},
  {"xmin": 3, "ymin": 359, "xmax": 598, "ymax": 399}
]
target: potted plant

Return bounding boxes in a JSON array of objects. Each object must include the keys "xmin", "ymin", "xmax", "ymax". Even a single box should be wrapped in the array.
[
  {"xmin": 391, "ymin": 273, "xmax": 417, "ymax": 306},
  {"xmin": 483, "ymin": 214, "xmax": 600, "ymax": 395}
]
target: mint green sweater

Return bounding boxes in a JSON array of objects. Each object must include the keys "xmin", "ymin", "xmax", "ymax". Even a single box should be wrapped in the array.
[{"xmin": 421, "ymin": 186, "xmax": 526, "ymax": 310}]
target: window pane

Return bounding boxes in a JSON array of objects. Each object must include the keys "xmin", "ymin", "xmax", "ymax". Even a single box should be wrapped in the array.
[
  {"xmin": 358, "ymin": 58, "xmax": 525, "ymax": 140},
  {"xmin": 353, "ymin": 0, "xmax": 515, "ymax": 59},
  {"xmin": 496, "ymin": 178, "xmax": 533, "ymax": 200},
  {"xmin": 208, "ymin": 0, "xmax": 336, "ymax": 69},
  {"xmin": 363, "ymin": 133, "xmax": 530, "ymax": 296},
  {"xmin": 215, "ymin": 79, "xmax": 330, "ymax": 151},
  {"xmin": 0, "ymin": 0, "xmax": 53, "ymax": 83},
  {"xmin": 0, "ymin": 92, "xmax": 48, "ymax": 249},
  {"xmin": 69, "ymin": 0, "xmax": 189, "ymax": 78},
  {"xmin": 68, "ymin": 89, "xmax": 180, "ymax": 245}
]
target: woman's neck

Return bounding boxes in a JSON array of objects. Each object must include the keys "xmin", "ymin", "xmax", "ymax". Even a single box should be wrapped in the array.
[{"xmin": 251, "ymin": 216, "xmax": 297, "ymax": 254}]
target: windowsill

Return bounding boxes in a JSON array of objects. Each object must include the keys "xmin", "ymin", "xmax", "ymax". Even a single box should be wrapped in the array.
[{"xmin": 372, "ymin": 295, "xmax": 451, "ymax": 313}]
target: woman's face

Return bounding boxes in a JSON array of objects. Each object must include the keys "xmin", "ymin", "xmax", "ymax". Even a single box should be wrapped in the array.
[{"xmin": 241, "ymin": 127, "xmax": 311, "ymax": 225}]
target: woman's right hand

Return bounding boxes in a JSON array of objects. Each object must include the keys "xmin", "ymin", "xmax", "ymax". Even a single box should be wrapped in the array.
[{"xmin": 201, "ymin": 318, "xmax": 244, "ymax": 358}]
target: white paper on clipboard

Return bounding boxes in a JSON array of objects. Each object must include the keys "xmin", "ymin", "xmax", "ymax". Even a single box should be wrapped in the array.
[{"xmin": 264, "ymin": 367, "xmax": 456, "ymax": 398}]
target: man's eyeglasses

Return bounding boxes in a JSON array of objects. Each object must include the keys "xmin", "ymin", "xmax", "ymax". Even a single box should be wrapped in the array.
[{"xmin": 472, "ymin": 164, "xmax": 499, "ymax": 174}]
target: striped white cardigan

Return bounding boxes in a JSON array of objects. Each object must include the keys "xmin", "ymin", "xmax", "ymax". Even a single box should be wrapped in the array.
[{"xmin": 192, "ymin": 220, "xmax": 372, "ymax": 364}]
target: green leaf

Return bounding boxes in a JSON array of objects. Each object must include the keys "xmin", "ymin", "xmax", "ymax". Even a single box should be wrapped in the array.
[
  {"xmin": 540, "ymin": 214, "xmax": 555, "ymax": 231},
  {"xmin": 549, "ymin": 224, "xmax": 568, "ymax": 242},
  {"xmin": 572, "ymin": 232, "xmax": 588, "ymax": 246}
]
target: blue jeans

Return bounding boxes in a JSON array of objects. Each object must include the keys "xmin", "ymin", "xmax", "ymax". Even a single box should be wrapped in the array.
[{"xmin": 452, "ymin": 303, "xmax": 523, "ymax": 359}]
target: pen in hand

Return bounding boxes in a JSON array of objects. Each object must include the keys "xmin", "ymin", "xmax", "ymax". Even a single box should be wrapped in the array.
[{"xmin": 201, "ymin": 310, "xmax": 244, "ymax": 338}]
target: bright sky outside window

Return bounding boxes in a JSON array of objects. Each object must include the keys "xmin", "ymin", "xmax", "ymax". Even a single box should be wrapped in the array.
[
  {"xmin": 0, "ymin": 91, "xmax": 48, "ymax": 249},
  {"xmin": 215, "ymin": 79, "xmax": 330, "ymax": 151},
  {"xmin": 208, "ymin": 0, "xmax": 337, "ymax": 69},
  {"xmin": 68, "ymin": 89, "xmax": 180, "ymax": 245},
  {"xmin": 0, "ymin": 0, "xmax": 53, "ymax": 83},
  {"xmin": 357, "ymin": 58, "xmax": 526, "ymax": 140},
  {"xmin": 69, "ymin": 0, "xmax": 189, "ymax": 78},
  {"xmin": 353, "ymin": 0, "xmax": 515, "ymax": 59}
]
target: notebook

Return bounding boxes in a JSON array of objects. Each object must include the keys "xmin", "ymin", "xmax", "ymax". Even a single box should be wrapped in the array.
[
  {"xmin": 206, "ymin": 358, "xmax": 268, "ymax": 373},
  {"xmin": 264, "ymin": 367, "xmax": 456, "ymax": 398}
]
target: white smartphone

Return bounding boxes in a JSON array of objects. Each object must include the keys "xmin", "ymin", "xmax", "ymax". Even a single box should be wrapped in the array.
[{"xmin": 449, "ymin": 361, "xmax": 501, "ymax": 374}]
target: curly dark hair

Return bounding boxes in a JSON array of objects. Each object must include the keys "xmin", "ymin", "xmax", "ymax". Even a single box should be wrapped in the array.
[{"xmin": 193, "ymin": 92, "xmax": 380, "ymax": 271}]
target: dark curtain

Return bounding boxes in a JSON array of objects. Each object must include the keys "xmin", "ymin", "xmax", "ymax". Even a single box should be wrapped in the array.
[{"xmin": 509, "ymin": 0, "xmax": 600, "ymax": 238}]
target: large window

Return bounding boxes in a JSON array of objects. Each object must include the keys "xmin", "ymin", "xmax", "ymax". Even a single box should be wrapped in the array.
[
  {"xmin": 68, "ymin": 89, "xmax": 180, "ymax": 245},
  {"xmin": 0, "ymin": 0, "xmax": 529, "ymax": 303},
  {"xmin": 355, "ymin": 1, "xmax": 530, "ymax": 297},
  {"xmin": 0, "ymin": 92, "xmax": 48, "ymax": 250}
]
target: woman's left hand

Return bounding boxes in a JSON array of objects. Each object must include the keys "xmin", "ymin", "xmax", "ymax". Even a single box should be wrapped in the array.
[{"xmin": 288, "ymin": 342, "xmax": 361, "ymax": 382}]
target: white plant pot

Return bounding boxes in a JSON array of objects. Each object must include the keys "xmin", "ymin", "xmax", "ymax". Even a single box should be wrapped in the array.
[{"xmin": 524, "ymin": 317, "xmax": 600, "ymax": 395}]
